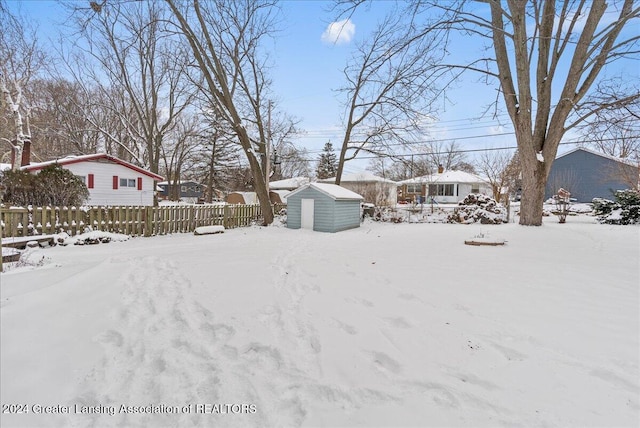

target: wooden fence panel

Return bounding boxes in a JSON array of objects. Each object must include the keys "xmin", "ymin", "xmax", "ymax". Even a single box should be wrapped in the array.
[{"xmin": 1, "ymin": 203, "xmax": 283, "ymax": 239}]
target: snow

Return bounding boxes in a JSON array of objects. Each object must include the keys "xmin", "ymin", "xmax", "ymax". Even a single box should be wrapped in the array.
[
  {"xmin": 193, "ymin": 225, "xmax": 225, "ymax": 235},
  {"xmin": 537, "ymin": 151, "xmax": 544, "ymax": 162},
  {"xmin": 269, "ymin": 177, "xmax": 310, "ymax": 190},
  {"xmin": 399, "ymin": 170, "xmax": 489, "ymax": 184},
  {"xmin": 1, "ymin": 247, "xmax": 20, "ymax": 257},
  {"xmin": 1, "ymin": 216, "xmax": 638, "ymax": 427},
  {"xmin": 319, "ymin": 172, "xmax": 398, "ymax": 184}
]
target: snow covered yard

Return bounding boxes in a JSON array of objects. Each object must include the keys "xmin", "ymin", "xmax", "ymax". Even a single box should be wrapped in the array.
[{"xmin": 1, "ymin": 216, "xmax": 638, "ymax": 427}]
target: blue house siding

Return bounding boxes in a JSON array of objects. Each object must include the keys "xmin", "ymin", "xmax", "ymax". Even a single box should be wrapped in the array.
[
  {"xmin": 331, "ymin": 201, "xmax": 361, "ymax": 232},
  {"xmin": 545, "ymin": 149, "xmax": 637, "ymax": 202},
  {"xmin": 286, "ymin": 184, "xmax": 362, "ymax": 233},
  {"xmin": 312, "ymin": 196, "xmax": 336, "ymax": 232}
]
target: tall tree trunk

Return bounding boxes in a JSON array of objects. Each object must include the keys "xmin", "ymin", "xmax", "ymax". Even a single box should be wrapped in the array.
[
  {"xmin": 245, "ymin": 148, "xmax": 274, "ymax": 225},
  {"xmin": 519, "ymin": 158, "xmax": 547, "ymax": 226}
]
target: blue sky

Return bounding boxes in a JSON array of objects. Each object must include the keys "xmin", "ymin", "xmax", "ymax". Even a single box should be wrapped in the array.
[{"xmin": 6, "ymin": 1, "xmax": 638, "ymax": 175}]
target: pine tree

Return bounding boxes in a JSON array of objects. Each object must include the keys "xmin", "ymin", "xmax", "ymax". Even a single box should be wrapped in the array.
[{"xmin": 316, "ymin": 142, "xmax": 337, "ymax": 179}]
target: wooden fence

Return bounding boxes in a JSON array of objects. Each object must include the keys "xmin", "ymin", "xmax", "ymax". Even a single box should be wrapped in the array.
[{"xmin": 0, "ymin": 203, "xmax": 287, "ymax": 239}]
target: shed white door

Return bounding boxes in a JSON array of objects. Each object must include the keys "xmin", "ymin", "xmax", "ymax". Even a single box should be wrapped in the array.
[{"xmin": 301, "ymin": 199, "xmax": 314, "ymax": 230}]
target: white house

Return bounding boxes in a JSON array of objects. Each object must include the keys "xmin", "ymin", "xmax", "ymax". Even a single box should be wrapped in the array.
[
  {"xmin": 22, "ymin": 154, "xmax": 164, "ymax": 206},
  {"xmin": 398, "ymin": 170, "xmax": 492, "ymax": 204},
  {"xmin": 318, "ymin": 172, "xmax": 398, "ymax": 206}
]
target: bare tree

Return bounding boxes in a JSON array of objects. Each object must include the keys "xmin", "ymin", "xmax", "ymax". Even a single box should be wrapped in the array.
[
  {"xmin": 64, "ymin": 0, "xmax": 194, "ymax": 174},
  {"xmin": 475, "ymin": 149, "xmax": 517, "ymax": 204},
  {"xmin": 189, "ymin": 106, "xmax": 241, "ymax": 202},
  {"xmin": 272, "ymin": 143, "xmax": 310, "ymax": 180},
  {"xmin": 164, "ymin": 0, "xmax": 282, "ymax": 225},
  {"xmin": 159, "ymin": 113, "xmax": 202, "ymax": 200},
  {"xmin": 0, "ymin": 2, "xmax": 46, "ymax": 169},
  {"xmin": 269, "ymin": 110, "xmax": 306, "ymax": 180},
  {"xmin": 24, "ymin": 78, "xmax": 101, "ymax": 159},
  {"xmin": 423, "ymin": 140, "xmax": 474, "ymax": 173},
  {"xmin": 334, "ymin": 6, "xmax": 446, "ymax": 184},
  {"xmin": 337, "ymin": 0, "xmax": 640, "ymax": 226},
  {"xmin": 578, "ymin": 79, "xmax": 640, "ymax": 160}
]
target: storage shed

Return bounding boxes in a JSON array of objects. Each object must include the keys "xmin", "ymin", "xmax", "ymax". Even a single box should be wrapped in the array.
[{"xmin": 287, "ymin": 183, "xmax": 363, "ymax": 232}]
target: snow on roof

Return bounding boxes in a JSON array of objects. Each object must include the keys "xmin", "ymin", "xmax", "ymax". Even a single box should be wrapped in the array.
[
  {"xmin": 21, "ymin": 154, "xmax": 164, "ymax": 181},
  {"xmin": 399, "ymin": 170, "xmax": 489, "ymax": 184},
  {"xmin": 319, "ymin": 171, "xmax": 397, "ymax": 184},
  {"xmin": 269, "ymin": 177, "xmax": 310, "ymax": 189},
  {"xmin": 288, "ymin": 183, "xmax": 363, "ymax": 200},
  {"xmin": 556, "ymin": 147, "xmax": 638, "ymax": 167}
]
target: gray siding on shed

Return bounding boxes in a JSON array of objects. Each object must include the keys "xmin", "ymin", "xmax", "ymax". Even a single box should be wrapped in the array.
[
  {"xmin": 545, "ymin": 149, "xmax": 637, "ymax": 202},
  {"xmin": 287, "ymin": 186, "xmax": 361, "ymax": 232}
]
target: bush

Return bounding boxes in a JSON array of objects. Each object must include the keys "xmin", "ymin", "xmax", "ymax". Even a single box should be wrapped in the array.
[
  {"xmin": 447, "ymin": 193, "xmax": 508, "ymax": 224},
  {"xmin": 593, "ymin": 189, "xmax": 640, "ymax": 225},
  {"xmin": 1, "ymin": 164, "xmax": 89, "ymax": 206}
]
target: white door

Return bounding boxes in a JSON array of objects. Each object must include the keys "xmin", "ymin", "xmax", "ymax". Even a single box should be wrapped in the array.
[{"xmin": 301, "ymin": 199, "xmax": 314, "ymax": 230}]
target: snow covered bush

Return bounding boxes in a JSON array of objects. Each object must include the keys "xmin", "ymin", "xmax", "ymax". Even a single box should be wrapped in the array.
[
  {"xmin": 1, "ymin": 165, "xmax": 88, "ymax": 206},
  {"xmin": 447, "ymin": 193, "xmax": 508, "ymax": 224},
  {"xmin": 593, "ymin": 189, "xmax": 640, "ymax": 225}
]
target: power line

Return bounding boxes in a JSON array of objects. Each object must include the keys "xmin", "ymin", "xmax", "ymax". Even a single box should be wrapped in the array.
[
  {"xmin": 298, "ymin": 131, "xmax": 517, "ymax": 156},
  {"xmin": 294, "ymin": 138, "xmax": 627, "ymax": 163}
]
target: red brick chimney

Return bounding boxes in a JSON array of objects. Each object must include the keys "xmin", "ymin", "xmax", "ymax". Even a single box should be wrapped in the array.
[{"xmin": 20, "ymin": 140, "xmax": 31, "ymax": 166}]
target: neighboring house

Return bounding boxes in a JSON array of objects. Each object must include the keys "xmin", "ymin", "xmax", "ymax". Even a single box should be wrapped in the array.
[
  {"xmin": 318, "ymin": 172, "xmax": 397, "ymax": 206},
  {"xmin": 287, "ymin": 183, "xmax": 363, "ymax": 233},
  {"xmin": 545, "ymin": 147, "xmax": 639, "ymax": 202},
  {"xmin": 227, "ymin": 191, "xmax": 289, "ymax": 204},
  {"xmin": 226, "ymin": 192, "xmax": 257, "ymax": 204},
  {"xmin": 22, "ymin": 154, "xmax": 164, "ymax": 206},
  {"xmin": 269, "ymin": 190, "xmax": 290, "ymax": 204},
  {"xmin": 157, "ymin": 181, "xmax": 205, "ymax": 203},
  {"xmin": 269, "ymin": 177, "xmax": 310, "ymax": 191},
  {"xmin": 398, "ymin": 170, "xmax": 492, "ymax": 204}
]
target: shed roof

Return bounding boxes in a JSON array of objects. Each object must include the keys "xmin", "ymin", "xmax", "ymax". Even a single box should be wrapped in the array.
[{"xmin": 288, "ymin": 183, "xmax": 363, "ymax": 201}]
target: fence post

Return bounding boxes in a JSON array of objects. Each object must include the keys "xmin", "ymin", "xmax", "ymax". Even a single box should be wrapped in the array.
[{"xmin": 144, "ymin": 206, "xmax": 153, "ymax": 237}]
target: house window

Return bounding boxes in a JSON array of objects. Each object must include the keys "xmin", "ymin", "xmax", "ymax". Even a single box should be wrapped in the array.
[
  {"xmin": 75, "ymin": 175, "xmax": 86, "ymax": 184},
  {"xmin": 428, "ymin": 184, "xmax": 456, "ymax": 196},
  {"xmin": 181, "ymin": 185, "xmax": 187, "ymax": 193},
  {"xmin": 406, "ymin": 184, "xmax": 422, "ymax": 194},
  {"xmin": 471, "ymin": 184, "xmax": 480, "ymax": 194},
  {"xmin": 120, "ymin": 178, "xmax": 136, "ymax": 188}
]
